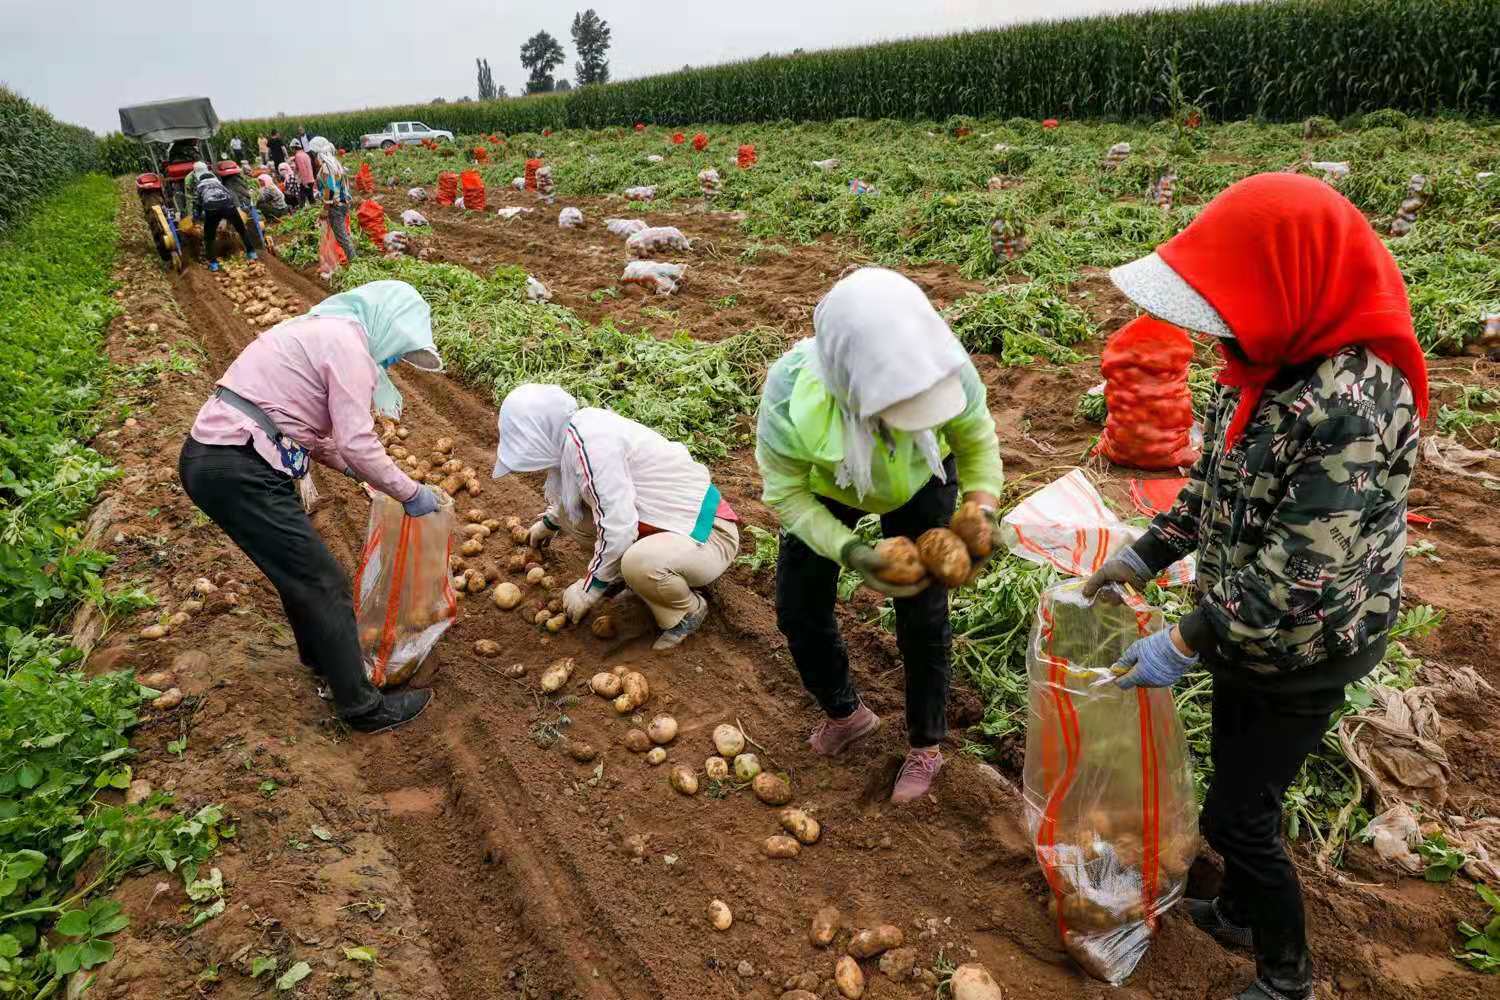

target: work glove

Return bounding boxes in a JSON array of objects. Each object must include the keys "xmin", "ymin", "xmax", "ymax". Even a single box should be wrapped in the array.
[
  {"xmin": 528, "ymin": 516, "xmax": 558, "ymax": 549},
  {"xmin": 562, "ymin": 578, "xmax": 606, "ymax": 623},
  {"xmin": 402, "ymin": 485, "xmax": 441, "ymax": 517},
  {"xmin": 841, "ymin": 540, "xmax": 931, "ymax": 599},
  {"xmin": 1081, "ymin": 547, "xmax": 1151, "ymax": 602},
  {"xmin": 1115, "ymin": 627, "xmax": 1198, "ymax": 690}
]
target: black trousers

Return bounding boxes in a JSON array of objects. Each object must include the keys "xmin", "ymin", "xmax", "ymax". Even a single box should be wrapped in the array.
[
  {"xmin": 774, "ymin": 458, "xmax": 957, "ymax": 747},
  {"xmin": 177, "ymin": 438, "xmax": 382, "ymax": 719},
  {"xmin": 202, "ymin": 202, "xmax": 252, "ymax": 261},
  {"xmin": 1202, "ymin": 672, "xmax": 1346, "ymax": 996}
]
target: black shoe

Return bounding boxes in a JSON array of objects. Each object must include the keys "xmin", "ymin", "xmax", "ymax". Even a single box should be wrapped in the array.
[
  {"xmin": 1186, "ymin": 896, "xmax": 1253, "ymax": 949},
  {"xmin": 346, "ymin": 688, "xmax": 432, "ymax": 734},
  {"xmin": 1234, "ymin": 979, "xmax": 1311, "ymax": 1000}
]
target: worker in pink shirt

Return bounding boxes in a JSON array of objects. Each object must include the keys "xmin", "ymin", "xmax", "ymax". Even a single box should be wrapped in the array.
[
  {"xmin": 290, "ymin": 139, "xmax": 316, "ymax": 209},
  {"xmin": 179, "ymin": 280, "xmax": 444, "ymax": 732}
]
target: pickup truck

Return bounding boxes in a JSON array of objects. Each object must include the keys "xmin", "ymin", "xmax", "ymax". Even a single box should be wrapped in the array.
[{"xmin": 360, "ymin": 121, "xmax": 454, "ymax": 149}]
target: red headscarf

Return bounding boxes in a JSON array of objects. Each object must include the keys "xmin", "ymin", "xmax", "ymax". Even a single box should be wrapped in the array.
[{"xmin": 1157, "ymin": 172, "xmax": 1427, "ymax": 449}]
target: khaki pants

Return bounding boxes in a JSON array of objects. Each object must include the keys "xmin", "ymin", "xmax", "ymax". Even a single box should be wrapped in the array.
[{"xmin": 557, "ymin": 513, "xmax": 739, "ymax": 628}]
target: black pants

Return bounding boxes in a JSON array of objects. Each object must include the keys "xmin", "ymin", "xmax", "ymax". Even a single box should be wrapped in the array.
[
  {"xmin": 1202, "ymin": 672, "xmax": 1345, "ymax": 996},
  {"xmin": 775, "ymin": 458, "xmax": 957, "ymax": 747},
  {"xmin": 177, "ymin": 438, "xmax": 382, "ymax": 719},
  {"xmin": 202, "ymin": 202, "xmax": 251, "ymax": 262}
]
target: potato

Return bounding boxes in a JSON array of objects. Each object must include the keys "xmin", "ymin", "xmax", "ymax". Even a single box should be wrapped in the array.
[
  {"xmin": 707, "ymin": 899, "xmax": 732, "ymax": 931},
  {"xmin": 461, "ymin": 466, "xmax": 477, "ymax": 481},
  {"xmin": 461, "ymin": 538, "xmax": 484, "ymax": 556},
  {"xmin": 465, "ymin": 508, "xmax": 486, "ymax": 524},
  {"xmin": 751, "ymin": 771, "xmax": 791, "ymax": 806},
  {"xmin": 779, "ymin": 808, "xmax": 821, "ymax": 846},
  {"xmin": 763, "ymin": 835, "xmax": 800, "ymax": 859},
  {"xmin": 847, "ymin": 924, "xmax": 903, "ymax": 959},
  {"xmin": 809, "ymin": 906, "xmax": 840, "ymax": 947},
  {"xmin": 539, "ymin": 656, "xmax": 574, "ymax": 693},
  {"xmin": 732, "ymin": 753, "xmax": 761, "ymax": 782},
  {"xmin": 590, "ymin": 672, "xmax": 622, "ymax": 698},
  {"xmin": 404, "ymin": 455, "xmax": 419, "ymax": 469},
  {"xmin": 482, "ymin": 519, "xmax": 501, "ymax": 532},
  {"xmin": 949, "ymin": 963, "xmax": 1004, "ymax": 1000},
  {"xmin": 462, "ymin": 523, "xmax": 490, "ymax": 539},
  {"xmin": 440, "ymin": 475, "xmax": 464, "ymax": 495},
  {"xmin": 623, "ymin": 728, "xmax": 652, "ymax": 752},
  {"xmin": 151, "ymin": 687, "xmax": 184, "ymax": 710},
  {"xmin": 397, "ymin": 427, "xmax": 410, "ymax": 439},
  {"xmin": 917, "ymin": 528, "xmax": 971, "ymax": 588},
  {"xmin": 167, "ymin": 611, "xmax": 190, "ymax": 629},
  {"xmin": 712, "ymin": 723, "xmax": 745, "ymax": 757},
  {"xmin": 541, "ymin": 575, "xmax": 557, "ymax": 590},
  {"xmin": 646, "ymin": 747, "xmax": 667, "ymax": 765},
  {"xmin": 526, "ymin": 566, "xmax": 545, "ymax": 585},
  {"xmin": 949, "ymin": 500, "xmax": 992, "ymax": 559},
  {"xmin": 450, "ymin": 555, "xmax": 467, "ymax": 572},
  {"xmin": 179, "ymin": 599, "xmax": 203, "ymax": 614},
  {"xmin": 474, "ymin": 639, "xmax": 500, "ymax": 657},
  {"xmin": 566, "ymin": 740, "xmax": 597, "ymax": 763},
  {"xmin": 505, "ymin": 662, "xmax": 526, "ymax": 678},
  {"xmin": 141, "ymin": 624, "xmax": 167, "ymax": 640},
  {"xmin": 534, "ymin": 608, "xmax": 552, "ymax": 626},
  {"xmin": 545, "ymin": 614, "xmax": 566, "ymax": 632},
  {"xmin": 834, "ymin": 956, "xmax": 865, "ymax": 999},
  {"xmin": 510, "ymin": 526, "xmax": 530, "ymax": 545},
  {"xmin": 435, "ymin": 437, "xmax": 454, "ymax": 454},
  {"xmin": 613, "ymin": 672, "xmax": 649, "ymax": 713},
  {"xmin": 442, "ymin": 459, "xmax": 463, "ymax": 474},
  {"xmin": 416, "ymin": 460, "xmax": 432, "ymax": 475},
  {"xmin": 873, "ymin": 537, "xmax": 925, "ymax": 585},
  {"xmin": 465, "ymin": 570, "xmax": 487, "ymax": 594},
  {"xmin": 504, "ymin": 516, "xmax": 522, "ymax": 530},
  {"xmin": 591, "ymin": 615, "xmax": 617, "ymax": 639},
  {"xmin": 705, "ymin": 756, "xmax": 729, "ymax": 780},
  {"xmin": 610, "ymin": 665, "xmax": 630, "ymax": 678},
  {"xmin": 647, "ymin": 715, "xmax": 679, "ymax": 744},
  {"xmin": 137, "ymin": 670, "xmax": 175, "ymax": 690},
  {"xmin": 525, "ymin": 562, "xmax": 543, "ymax": 574},
  {"xmin": 482, "ymin": 565, "xmax": 501, "ymax": 584},
  {"xmin": 489, "ymin": 582, "xmax": 521, "ymax": 610},
  {"xmin": 507, "ymin": 553, "xmax": 528, "ymax": 572},
  {"xmin": 669, "ymin": 765, "xmax": 699, "ymax": 795},
  {"xmin": 466, "ymin": 479, "xmax": 482, "ymax": 496},
  {"xmin": 192, "ymin": 577, "xmax": 217, "ymax": 596},
  {"xmin": 425, "ymin": 472, "xmax": 445, "ymax": 487}
]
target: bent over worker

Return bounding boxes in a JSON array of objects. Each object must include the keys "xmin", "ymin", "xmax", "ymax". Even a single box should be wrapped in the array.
[
  {"xmin": 1083, "ymin": 173, "xmax": 1425, "ymax": 1000},
  {"xmin": 179, "ymin": 280, "xmax": 447, "ymax": 733},
  {"xmin": 495, "ymin": 384, "xmax": 740, "ymax": 650},
  {"xmin": 188, "ymin": 163, "xmax": 256, "ymax": 271},
  {"xmin": 756, "ymin": 267, "xmax": 1003, "ymax": 804}
]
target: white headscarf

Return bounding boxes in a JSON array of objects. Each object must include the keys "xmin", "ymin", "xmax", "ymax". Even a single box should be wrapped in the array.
[
  {"xmin": 493, "ymin": 385, "xmax": 584, "ymax": 519},
  {"xmin": 308, "ymin": 136, "xmax": 344, "ymax": 179},
  {"xmin": 809, "ymin": 267, "xmax": 968, "ymax": 499}
]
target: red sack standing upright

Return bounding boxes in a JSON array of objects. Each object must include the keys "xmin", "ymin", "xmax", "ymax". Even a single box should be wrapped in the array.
[
  {"xmin": 634, "ymin": 122, "xmax": 646, "ymax": 132},
  {"xmin": 692, "ymin": 132, "xmax": 708, "ymax": 151},
  {"xmin": 435, "ymin": 172, "xmax": 459, "ymax": 206},
  {"xmin": 1097, "ymin": 316, "xmax": 1199, "ymax": 470},
  {"xmin": 472, "ymin": 146, "xmax": 490, "ymax": 163},
  {"xmin": 355, "ymin": 200, "xmax": 388, "ymax": 246},
  {"xmin": 524, "ymin": 158, "xmax": 542, "ymax": 191},
  {"xmin": 460, "ymin": 170, "xmax": 485, "ymax": 211},
  {"xmin": 353, "ymin": 162, "xmax": 375, "ymax": 195},
  {"xmin": 672, "ymin": 132, "xmax": 685, "ymax": 145},
  {"xmin": 737, "ymin": 144, "xmax": 756, "ymax": 169}
]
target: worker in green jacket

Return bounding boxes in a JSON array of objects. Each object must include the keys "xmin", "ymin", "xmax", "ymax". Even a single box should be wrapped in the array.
[{"xmin": 756, "ymin": 267, "xmax": 1004, "ymax": 803}]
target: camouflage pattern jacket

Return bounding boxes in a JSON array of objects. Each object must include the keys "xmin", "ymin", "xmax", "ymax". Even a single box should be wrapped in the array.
[{"xmin": 1131, "ymin": 346, "xmax": 1419, "ymax": 678}]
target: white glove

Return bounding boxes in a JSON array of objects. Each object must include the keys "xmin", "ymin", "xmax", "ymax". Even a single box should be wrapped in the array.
[
  {"xmin": 562, "ymin": 578, "xmax": 604, "ymax": 623},
  {"xmin": 528, "ymin": 516, "xmax": 558, "ymax": 548}
]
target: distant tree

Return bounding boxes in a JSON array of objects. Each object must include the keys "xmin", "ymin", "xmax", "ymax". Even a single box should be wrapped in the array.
[
  {"xmin": 521, "ymin": 31, "xmax": 566, "ymax": 94},
  {"xmin": 432, "ymin": 97, "xmax": 448, "ymax": 104},
  {"xmin": 456, "ymin": 96, "xmax": 473, "ymax": 103},
  {"xmin": 476, "ymin": 57, "xmax": 497, "ymax": 100},
  {"xmin": 570, "ymin": 9, "xmax": 612, "ymax": 86},
  {"xmin": 496, "ymin": 84, "xmax": 508, "ymax": 98},
  {"xmin": 556, "ymin": 79, "xmax": 572, "ymax": 92}
]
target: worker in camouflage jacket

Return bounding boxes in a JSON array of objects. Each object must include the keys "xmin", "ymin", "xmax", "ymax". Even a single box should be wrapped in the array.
[{"xmin": 1084, "ymin": 174, "xmax": 1427, "ymax": 1000}]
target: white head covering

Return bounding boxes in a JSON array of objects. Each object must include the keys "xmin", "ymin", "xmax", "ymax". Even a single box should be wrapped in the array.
[
  {"xmin": 809, "ymin": 268, "xmax": 968, "ymax": 498},
  {"xmin": 308, "ymin": 136, "xmax": 344, "ymax": 179},
  {"xmin": 492, "ymin": 384, "xmax": 584, "ymax": 518},
  {"xmin": 1109, "ymin": 251, "xmax": 1234, "ymax": 338}
]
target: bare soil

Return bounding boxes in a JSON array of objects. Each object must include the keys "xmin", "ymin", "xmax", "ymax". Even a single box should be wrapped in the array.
[{"xmin": 82, "ymin": 183, "xmax": 1500, "ymax": 999}]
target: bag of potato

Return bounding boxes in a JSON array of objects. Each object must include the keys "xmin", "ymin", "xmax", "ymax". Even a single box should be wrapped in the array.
[
  {"xmin": 1022, "ymin": 581, "xmax": 1198, "ymax": 984},
  {"xmin": 626, "ymin": 225, "xmax": 690, "ymax": 257},
  {"xmin": 354, "ymin": 494, "xmax": 458, "ymax": 688},
  {"xmin": 621, "ymin": 260, "xmax": 685, "ymax": 296}
]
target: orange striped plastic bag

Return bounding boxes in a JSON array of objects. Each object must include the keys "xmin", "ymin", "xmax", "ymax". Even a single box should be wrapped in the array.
[
  {"xmin": 354, "ymin": 494, "xmax": 458, "ymax": 688},
  {"xmin": 1022, "ymin": 581, "xmax": 1198, "ymax": 984}
]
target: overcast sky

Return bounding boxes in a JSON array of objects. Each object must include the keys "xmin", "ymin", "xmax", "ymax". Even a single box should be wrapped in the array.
[{"xmin": 6, "ymin": 0, "xmax": 1220, "ymax": 134}]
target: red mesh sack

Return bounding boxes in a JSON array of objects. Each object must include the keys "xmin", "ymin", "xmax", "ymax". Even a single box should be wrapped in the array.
[
  {"xmin": 524, "ymin": 158, "xmax": 542, "ymax": 191},
  {"xmin": 542, "ymin": 128, "xmax": 552, "ymax": 137},
  {"xmin": 383, "ymin": 145, "xmax": 398, "ymax": 157},
  {"xmin": 672, "ymin": 132, "xmax": 685, "ymax": 145},
  {"xmin": 692, "ymin": 132, "xmax": 708, "ymax": 151},
  {"xmin": 355, "ymin": 200, "xmax": 388, "ymax": 245},
  {"xmin": 472, "ymin": 146, "xmax": 489, "ymax": 163},
  {"xmin": 460, "ymin": 170, "xmax": 485, "ymax": 211},
  {"xmin": 634, "ymin": 122, "xmax": 646, "ymax": 132},
  {"xmin": 737, "ymin": 144, "xmax": 756, "ymax": 169},
  {"xmin": 436, "ymin": 172, "xmax": 458, "ymax": 206},
  {"xmin": 1097, "ymin": 317, "xmax": 1199, "ymax": 470},
  {"xmin": 353, "ymin": 162, "xmax": 374, "ymax": 195}
]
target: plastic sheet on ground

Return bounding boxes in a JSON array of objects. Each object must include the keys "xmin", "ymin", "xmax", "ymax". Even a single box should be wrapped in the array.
[
  {"xmin": 1023, "ymin": 581, "xmax": 1198, "ymax": 984},
  {"xmin": 525, "ymin": 275, "xmax": 551, "ymax": 303},
  {"xmin": 1420, "ymin": 435, "xmax": 1500, "ymax": 486},
  {"xmin": 400, "ymin": 209, "xmax": 428, "ymax": 226},
  {"xmin": 621, "ymin": 261, "xmax": 685, "ymax": 296},
  {"xmin": 354, "ymin": 495, "xmax": 458, "ymax": 688},
  {"xmin": 496, "ymin": 207, "xmax": 533, "ymax": 221},
  {"xmin": 1000, "ymin": 469, "xmax": 1194, "ymax": 584}
]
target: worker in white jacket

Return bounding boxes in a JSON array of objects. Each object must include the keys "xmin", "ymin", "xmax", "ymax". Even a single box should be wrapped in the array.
[{"xmin": 492, "ymin": 384, "xmax": 741, "ymax": 649}]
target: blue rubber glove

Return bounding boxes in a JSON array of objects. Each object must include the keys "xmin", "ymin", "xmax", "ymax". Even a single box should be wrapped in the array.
[
  {"xmin": 1115, "ymin": 627, "xmax": 1198, "ymax": 690},
  {"xmin": 402, "ymin": 485, "xmax": 440, "ymax": 517}
]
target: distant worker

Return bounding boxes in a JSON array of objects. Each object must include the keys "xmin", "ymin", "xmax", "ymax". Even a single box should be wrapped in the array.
[
  {"xmin": 291, "ymin": 140, "xmax": 316, "ymax": 209},
  {"xmin": 189, "ymin": 162, "xmax": 257, "ymax": 272},
  {"xmin": 278, "ymin": 161, "xmax": 306, "ymax": 211},
  {"xmin": 297, "ymin": 123, "xmax": 312, "ymax": 151},
  {"xmin": 257, "ymin": 133, "xmax": 270, "ymax": 165},
  {"xmin": 309, "ymin": 137, "xmax": 356, "ymax": 262},
  {"xmin": 494, "ymin": 384, "xmax": 740, "ymax": 650},
  {"xmin": 1083, "ymin": 173, "xmax": 1425, "ymax": 1000},
  {"xmin": 267, "ymin": 129, "xmax": 286, "ymax": 167},
  {"xmin": 756, "ymin": 267, "xmax": 1003, "ymax": 804},
  {"xmin": 179, "ymin": 280, "xmax": 445, "ymax": 733},
  {"xmin": 229, "ymin": 135, "xmax": 244, "ymax": 160},
  {"xmin": 256, "ymin": 172, "xmax": 289, "ymax": 220}
]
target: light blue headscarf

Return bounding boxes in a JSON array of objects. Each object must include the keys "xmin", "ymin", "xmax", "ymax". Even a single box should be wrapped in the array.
[{"xmin": 308, "ymin": 280, "xmax": 441, "ymax": 419}]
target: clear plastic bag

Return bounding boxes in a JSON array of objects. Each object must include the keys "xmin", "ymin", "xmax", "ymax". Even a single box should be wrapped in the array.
[
  {"xmin": 354, "ymin": 495, "xmax": 458, "ymax": 688},
  {"xmin": 621, "ymin": 260, "xmax": 685, "ymax": 295},
  {"xmin": 623, "ymin": 185, "xmax": 656, "ymax": 201},
  {"xmin": 626, "ymin": 225, "xmax": 689, "ymax": 258},
  {"xmin": 605, "ymin": 218, "xmax": 646, "ymax": 238},
  {"xmin": 1022, "ymin": 581, "xmax": 1198, "ymax": 985},
  {"xmin": 400, "ymin": 208, "xmax": 428, "ymax": 226},
  {"xmin": 558, "ymin": 206, "xmax": 584, "ymax": 228}
]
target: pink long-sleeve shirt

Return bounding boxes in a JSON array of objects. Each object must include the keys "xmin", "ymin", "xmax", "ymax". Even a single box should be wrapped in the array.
[
  {"xmin": 190, "ymin": 315, "xmax": 419, "ymax": 502},
  {"xmin": 293, "ymin": 149, "xmax": 315, "ymax": 184}
]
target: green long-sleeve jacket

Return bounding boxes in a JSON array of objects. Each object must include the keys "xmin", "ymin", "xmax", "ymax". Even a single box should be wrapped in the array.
[{"xmin": 756, "ymin": 340, "xmax": 1004, "ymax": 563}]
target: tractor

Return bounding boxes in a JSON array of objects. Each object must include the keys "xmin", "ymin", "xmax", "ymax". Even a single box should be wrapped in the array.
[{"xmin": 119, "ymin": 97, "xmax": 268, "ymax": 272}]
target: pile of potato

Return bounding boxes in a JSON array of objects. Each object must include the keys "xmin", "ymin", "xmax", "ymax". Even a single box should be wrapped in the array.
[
  {"xmin": 382, "ymin": 433, "xmax": 483, "ymax": 499},
  {"xmin": 216, "ymin": 262, "xmax": 303, "ymax": 329},
  {"xmin": 874, "ymin": 500, "xmax": 993, "ymax": 588},
  {"xmin": 139, "ymin": 575, "xmax": 238, "ymax": 640}
]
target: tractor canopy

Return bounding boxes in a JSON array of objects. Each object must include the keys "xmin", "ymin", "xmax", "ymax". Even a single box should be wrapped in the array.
[{"xmin": 118, "ymin": 97, "xmax": 220, "ymax": 144}]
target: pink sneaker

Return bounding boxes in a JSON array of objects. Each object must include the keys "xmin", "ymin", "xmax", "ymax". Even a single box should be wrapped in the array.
[
  {"xmin": 891, "ymin": 747, "xmax": 943, "ymax": 804},
  {"xmin": 808, "ymin": 703, "xmax": 881, "ymax": 756}
]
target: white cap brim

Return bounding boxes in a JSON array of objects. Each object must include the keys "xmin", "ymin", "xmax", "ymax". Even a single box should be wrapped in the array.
[
  {"xmin": 879, "ymin": 373, "xmax": 966, "ymax": 432},
  {"xmin": 492, "ymin": 455, "xmax": 511, "ymax": 479},
  {"xmin": 401, "ymin": 348, "xmax": 443, "ymax": 372},
  {"xmin": 1109, "ymin": 252, "xmax": 1235, "ymax": 339}
]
